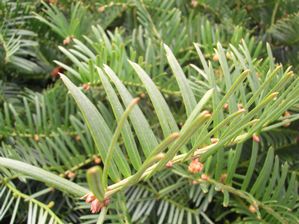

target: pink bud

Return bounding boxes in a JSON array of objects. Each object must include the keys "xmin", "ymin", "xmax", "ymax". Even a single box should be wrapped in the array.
[
  {"xmin": 223, "ymin": 103, "xmax": 229, "ymax": 110},
  {"xmin": 63, "ymin": 35, "xmax": 74, "ymax": 45},
  {"xmin": 249, "ymin": 204, "xmax": 257, "ymax": 213},
  {"xmin": 81, "ymin": 193, "xmax": 96, "ymax": 203},
  {"xmin": 166, "ymin": 161, "xmax": 173, "ymax": 168},
  {"xmin": 283, "ymin": 111, "xmax": 291, "ymax": 127},
  {"xmin": 191, "ymin": 0, "xmax": 198, "ymax": 8},
  {"xmin": 90, "ymin": 199, "xmax": 104, "ymax": 214},
  {"xmin": 188, "ymin": 159, "xmax": 204, "ymax": 173},
  {"xmin": 82, "ymin": 83, "xmax": 90, "ymax": 91},
  {"xmin": 252, "ymin": 134, "xmax": 260, "ymax": 143},
  {"xmin": 192, "ymin": 180, "xmax": 199, "ymax": 185},
  {"xmin": 201, "ymin": 174, "xmax": 209, "ymax": 181}
]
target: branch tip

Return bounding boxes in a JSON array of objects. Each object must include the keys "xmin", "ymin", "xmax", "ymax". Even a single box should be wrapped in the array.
[{"xmin": 131, "ymin": 97, "xmax": 140, "ymax": 105}]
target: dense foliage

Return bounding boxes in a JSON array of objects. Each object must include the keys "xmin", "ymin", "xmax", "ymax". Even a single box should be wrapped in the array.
[{"xmin": 1, "ymin": 0, "xmax": 299, "ymax": 223}]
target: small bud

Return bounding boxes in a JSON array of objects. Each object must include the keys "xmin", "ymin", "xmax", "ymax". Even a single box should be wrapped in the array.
[
  {"xmin": 252, "ymin": 134, "xmax": 260, "ymax": 143},
  {"xmin": 93, "ymin": 155, "xmax": 101, "ymax": 164},
  {"xmin": 51, "ymin": 66, "xmax": 64, "ymax": 78},
  {"xmin": 121, "ymin": 4, "xmax": 127, "ymax": 11},
  {"xmin": 34, "ymin": 134, "xmax": 39, "ymax": 142},
  {"xmin": 82, "ymin": 83, "xmax": 90, "ymax": 91},
  {"xmin": 139, "ymin": 93, "xmax": 146, "ymax": 99},
  {"xmin": 47, "ymin": 201, "xmax": 55, "ymax": 208},
  {"xmin": 192, "ymin": 180, "xmax": 199, "ymax": 185},
  {"xmin": 98, "ymin": 6, "xmax": 105, "ymax": 12},
  {"xmin": 284, "ymin": 111, "xmax": 291, "ymax": 117},
  {"xmin": 166, "ymin": 161, "xmax": 173, "ymax": 168},
  {"xmin": 82, "ymin": 194, "xmax": 110, "ymax": 214},
  {"xmin": 283, "ymin": 111, "xmax": 291, "ymax": 127},
  {"xmin": 249, "ymin": 204, "xmax": 257, "ymax": 213},
  {"xmin": 81, "ymin": 192, "xmax": 96, "ymax": 203},
  {"xmin": 245, "ymin": 5, "xmax": 253, "ymax": 12},
  {"xmin": 63, "ymin": 39, "xmax": 69, "ymax": 45},
  {"xmin": 90, "ymin": 199, "xmax": 104, "ymax": 213},
  {"xmin": 191, "ymin": 0, "xmax": 198, "ymax": 8},
  {"xmin": 188, "ymin": 159, "xmax": 204, "ymax": 173},
  {"xmin": 75, "ymin": 135, "xmax": 81, "ymax": 141},
  {"xmin": 213, "ymin": 54, "xmax": 219, "ymax": 62},
  {"xmin": 201, "ymin": 173, "xmax": 209, "ymax": 181},
  {"xmin": 223, "ymin": 103, "xmax": 229, "ymax": 110},
  {"xmin": 67, "ymin": 171, "xmax": 76, "ymax": 179},
  {"xmin": 63, "ymin": 36, "xmax": 74, "ymax": 45}
]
